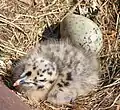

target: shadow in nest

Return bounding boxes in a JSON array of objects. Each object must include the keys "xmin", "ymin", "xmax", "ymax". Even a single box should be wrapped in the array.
[
  {"xmin": 1, "ymin": 59, "xmax": 22, "ymax": 91},
  {"xmin": 41, "ymin": 23, "xmax": 61, "ymax": 41}
]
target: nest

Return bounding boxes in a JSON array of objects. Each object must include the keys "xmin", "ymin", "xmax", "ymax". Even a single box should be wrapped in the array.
[{"xmin": 0, "ymin": 0, "xmax": 120, "ymax": 109}]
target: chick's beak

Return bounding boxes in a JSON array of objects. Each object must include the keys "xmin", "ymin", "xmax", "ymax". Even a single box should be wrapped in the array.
[{"xmin": 13, "ymin": 79, "xmax": 25, "ymax": 87}]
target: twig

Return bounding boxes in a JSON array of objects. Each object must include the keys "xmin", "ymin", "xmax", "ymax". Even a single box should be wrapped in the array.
[
  {"xmin": 44, "ymin": 102, "xmax": 60, "ymax": 110},
  {"xmin": 0, "ymin": 44, "xmax": 26, "ymax": 55},
  {"xmin": 0, "ymin": 17, "xmax": 27, "ymax": 36},
  {"xmin": 116, "ymin": 14, "xmax": 119, "ymax": 30},
  {"xmin": 40, "ymin": 0, "xmax": 57, "ymax": 11},
  {"xmin": 60, "ymin": 1, "xmax": 82, "ymax": 22},
  {"xmin": 100, "ymin": 78, "xmax": 120, "ymax": 89},
  {"xmin": 97, "ymin": 90, "xmax": 114, "ymax": 110},
  {"xmin": 99, "ymin": 94, "xmax": 120, "ymax": 110},
  {"xmin": 17, "ymin": 12, "xmax": 59, "ymax": 19},
  {"xmin": 100, "ymin": 0, "xmax": 109, "ymax": 10}
]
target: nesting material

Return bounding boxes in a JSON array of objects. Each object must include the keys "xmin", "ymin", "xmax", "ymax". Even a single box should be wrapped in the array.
[{"xmin": 0, "ymin": 0, "xmax": 119, "ymax": 109}]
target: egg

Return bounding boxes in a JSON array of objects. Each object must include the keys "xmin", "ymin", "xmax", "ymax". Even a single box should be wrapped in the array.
[{"xmin": 60, "ymin": 13, "xmax": 103, "ymax": 53}]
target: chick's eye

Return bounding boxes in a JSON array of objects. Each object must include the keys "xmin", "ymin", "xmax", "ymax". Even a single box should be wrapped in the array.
[{"xmin": 26, "ymin": 71, "xmax": 32, "ymax": 76}]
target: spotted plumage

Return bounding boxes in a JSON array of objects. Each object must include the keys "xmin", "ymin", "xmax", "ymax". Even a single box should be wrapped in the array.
[{"xmin": 13, "ymin": 39, "xmax": 99, "ymax": 104}]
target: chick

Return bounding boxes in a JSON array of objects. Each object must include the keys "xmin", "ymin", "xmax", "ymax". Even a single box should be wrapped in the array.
[{"xmin": 13, "ymin": 39, "xmax": 99, "ymax": 104}]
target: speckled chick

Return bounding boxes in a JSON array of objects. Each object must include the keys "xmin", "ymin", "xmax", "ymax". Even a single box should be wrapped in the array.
[{"xmin": 13, "ymin": 39, "xmax": 99, "ymax": 104}]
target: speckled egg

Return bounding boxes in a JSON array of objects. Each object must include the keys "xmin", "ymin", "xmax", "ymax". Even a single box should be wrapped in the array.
[{"xmin": 60, "ymin": 13, "xmax": 103, "ymax": 53}]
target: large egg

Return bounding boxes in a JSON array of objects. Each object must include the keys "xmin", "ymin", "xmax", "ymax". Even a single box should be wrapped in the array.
[{"xmin": 60, "ymin": 14, "xmax": 103, "ymax": 53}]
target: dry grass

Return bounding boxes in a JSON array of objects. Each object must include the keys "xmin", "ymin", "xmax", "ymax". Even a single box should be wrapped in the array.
[{"xmin": 0, "ymin": 0, "xmax": 120, "ymax": 109}]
